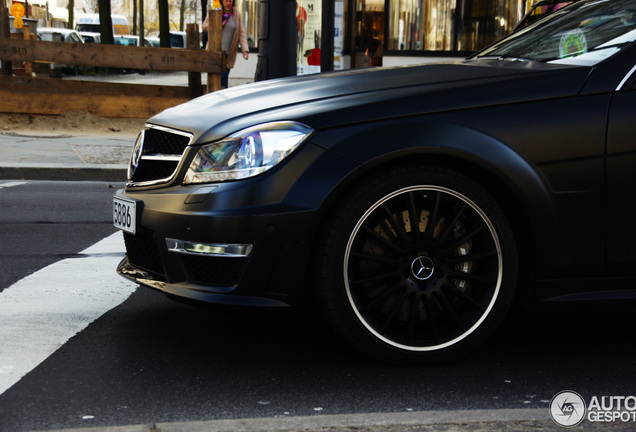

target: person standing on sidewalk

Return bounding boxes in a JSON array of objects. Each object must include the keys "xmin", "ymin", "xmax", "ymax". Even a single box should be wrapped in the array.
[{"xmin": 203, "ymin": 0, "xmax": 250, "ymax": 89}]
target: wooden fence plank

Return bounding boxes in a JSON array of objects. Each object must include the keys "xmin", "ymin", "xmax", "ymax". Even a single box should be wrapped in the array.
[
  {"xmin": 0, "ymin": 39, "xmax": 222, "ymax": 73},
  {"xmin": 0, "ymin": 76, "xmax": 197, "ymax": 118}
]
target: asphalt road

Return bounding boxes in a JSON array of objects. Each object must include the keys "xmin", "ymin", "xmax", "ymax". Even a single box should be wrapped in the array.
[
  {"xmin": 1, "ymin": 180, "xmax": 635, "ymax": 432},
  {"xmin": 0, "ymin": 180, "xmax": 122, "ymax": 290}
]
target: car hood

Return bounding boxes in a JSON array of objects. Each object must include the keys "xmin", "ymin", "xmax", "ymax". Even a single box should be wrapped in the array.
[{"xmin": 148, "ymin": 59, "xmax": 592, "ymax": 143}]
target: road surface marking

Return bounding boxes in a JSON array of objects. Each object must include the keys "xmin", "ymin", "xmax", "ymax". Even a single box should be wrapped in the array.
[
  {"xmin": 0, "ymin": 181, "xmax": 28, "ymax": 189},
  {"xmin": 0, "ymin": 232, "xmax": 137, "ymax": 395}
]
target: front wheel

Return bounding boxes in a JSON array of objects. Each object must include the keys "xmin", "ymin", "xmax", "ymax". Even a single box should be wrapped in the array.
[{"xmin": 317, "ymin": 165, "xmax": 518, "ymax": 364}]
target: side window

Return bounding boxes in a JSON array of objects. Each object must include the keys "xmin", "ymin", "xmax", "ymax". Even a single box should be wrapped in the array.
[{"xmin": 170, "ymin": 34, "xmax": 184, "ymax": 48}]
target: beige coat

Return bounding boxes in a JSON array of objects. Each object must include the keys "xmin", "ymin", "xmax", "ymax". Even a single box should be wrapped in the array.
[{"xmin": 204, "ymin": 10, "xmax": 249, "ymax": 69}]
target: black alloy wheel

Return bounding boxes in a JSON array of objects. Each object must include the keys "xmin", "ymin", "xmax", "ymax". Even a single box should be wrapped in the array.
[{"xmin": 318, "ymin": 165, "xmax": 518, "ymax": 364}]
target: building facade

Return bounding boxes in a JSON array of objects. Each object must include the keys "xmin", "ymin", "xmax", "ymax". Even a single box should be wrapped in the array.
[{"xmin": 238, "ymin": 0, "xmax": 529, "ymax": 77}]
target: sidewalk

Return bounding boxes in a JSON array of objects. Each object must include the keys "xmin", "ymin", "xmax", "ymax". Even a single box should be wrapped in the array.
[{"xmin": 0, "ymin": 130, "xmax": 134, "ymax": 182}]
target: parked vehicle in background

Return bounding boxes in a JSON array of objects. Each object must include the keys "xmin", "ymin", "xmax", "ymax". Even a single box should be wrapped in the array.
[
  {"xmin": 146, "ymin": 37, "xmax": 160, "ymax": 47},
  {"xmin": 37, "ymin": 27, "xmax": 85, "ymax": 75},
  {"xmin": 38, "ymin": 27, "xmax": 85, "ymax": 43},
  {"xmin": 75, "ymin": 14, "xmax": 130, "ymax": 36},
  {"xmin": 79, "ymin": 32, "xmax": 101, "ymax": 44},
  {"xmin": 145, "ymin": 32, "xmax": 187, "ymax": 48},
  {"xmin": 169, "ymin": 31, "xmax": 187, "ymax": 48},
  {"xmin": 114, "ymin": 35, "xmax": 152, "ymax": 47}
]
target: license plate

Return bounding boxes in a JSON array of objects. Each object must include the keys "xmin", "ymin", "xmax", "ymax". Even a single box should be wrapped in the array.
[{"xmin": 113, "ymin": 196, "xmax": 136, "ymax": 234}]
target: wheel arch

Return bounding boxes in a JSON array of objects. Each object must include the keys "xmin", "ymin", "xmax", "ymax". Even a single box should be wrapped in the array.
[{"xmin": 307, "ymin": 121, "xmax": 555, "ymax": 298}]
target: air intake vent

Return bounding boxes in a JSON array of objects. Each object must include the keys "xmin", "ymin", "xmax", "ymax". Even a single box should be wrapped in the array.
[{"xmin": 124, "ymin": 229, "xmax": 165, "ymax": 279}]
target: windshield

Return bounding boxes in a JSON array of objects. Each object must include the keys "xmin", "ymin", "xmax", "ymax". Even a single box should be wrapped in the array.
[
  {"xmin": 475, "ymin": 0, "xmax": 636, "ymax": 66},
  {"xmin": 114, "ymin": 36, "xmax": 139, "ymax": 46},
  {"xmin": 76, "ymin": 24, "xmax": 99, "ymax": 33}
]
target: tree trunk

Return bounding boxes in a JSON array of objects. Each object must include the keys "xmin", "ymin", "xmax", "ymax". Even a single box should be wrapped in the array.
[
  {"xmin": 179, "ymin": 0, "xmax": 185, "ymax": 31},
  {"xmin": 98, "ymin": 0, "xmax": 114, "ymax": 44},
  {"xmin": 201, "ymin": 0, "xmax": 208, "ymax": 22},
  {"xmin": 139, "ymin": 0, "xmax": 145, "ymax": 44},
  {"xmin": 133, "ymin": 0, "xmax": 137, "ymax": 35},
  {"xmin": 67, "ymin": 0, "xmax": 75, "ymax": 30},
  {"xmin": 158, "ymin": 0, "xmax": 170, "ymax": 48}
]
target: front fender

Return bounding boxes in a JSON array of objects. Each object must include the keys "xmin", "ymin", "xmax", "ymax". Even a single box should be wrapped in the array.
[{"xmin": 311, "ymin": 119, "xmax": 561, "ymax": 271}]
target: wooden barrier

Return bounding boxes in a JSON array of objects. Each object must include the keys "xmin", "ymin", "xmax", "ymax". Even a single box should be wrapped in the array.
[
  {"xmin": 0, "ymin": 7, "xmax": 224, "ymax": 118},
  {"xmin": 0, "ymin": 39, "xmax": 222, "ymax": 73},
  {"xmin": 0, "ymin": 75, "xmax": 193, "ymax": 118}
]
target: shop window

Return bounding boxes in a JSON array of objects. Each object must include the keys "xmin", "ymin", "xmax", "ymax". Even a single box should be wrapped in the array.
[
  {"xmin": 387, "ymin": 0, "xmax": 524, "ymax": 53},
  {"xmin": 354, "ymin": 0, "xmax": 385, "ymax": 66},
  {"xmin": 239, "ymin": 0, "xmax": 259, "ymax": 48},
  {"xmin": 335, "ymin": 0, "xmax": 347, "ymax": 69},
  {"xmin": 297, "ymin": 0, "xmax": 324, "ymax": 74}
]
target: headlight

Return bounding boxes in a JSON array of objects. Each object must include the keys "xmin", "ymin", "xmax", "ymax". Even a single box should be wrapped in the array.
[{"xmin": 183, "ymin": 121, "xmax": 314, "ymax": 184}]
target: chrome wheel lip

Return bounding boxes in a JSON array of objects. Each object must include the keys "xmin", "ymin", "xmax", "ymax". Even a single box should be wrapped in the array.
[{"xmin": 343, "ymin": 185, "xmax": 504, "ymax": 352}]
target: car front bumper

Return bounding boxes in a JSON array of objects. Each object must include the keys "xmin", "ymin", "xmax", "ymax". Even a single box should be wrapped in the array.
[
  {"xmin": 115, "ymin": 142, "xmax": 359, "ymax": 307},
  {"xmin": 115, "ymin": 183, "xmax": 318, "ymax": 307}
]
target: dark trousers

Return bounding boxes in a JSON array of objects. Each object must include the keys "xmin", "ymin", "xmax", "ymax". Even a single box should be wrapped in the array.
[{"xmin": 221, "ymin": 69, "xmax": 230, "ymax": 89}]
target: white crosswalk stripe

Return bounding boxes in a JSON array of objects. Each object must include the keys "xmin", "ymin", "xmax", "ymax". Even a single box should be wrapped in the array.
[
  {"xmin": 0, "ymin": 232, "xmax": 137, "ymax": 395},
  {"xmin": 0, "ymin": 181, "xmax": 28, "ymax": 189}
]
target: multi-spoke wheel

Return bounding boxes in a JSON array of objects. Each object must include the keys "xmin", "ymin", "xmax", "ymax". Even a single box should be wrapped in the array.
[{"xmin": 318, "ymin": 165, "xmax": 517, "ymax": 364}]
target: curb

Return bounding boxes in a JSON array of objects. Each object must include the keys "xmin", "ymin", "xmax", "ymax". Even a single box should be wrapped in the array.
[
  {"xmin": 0, "ymin": 164, "xmax": 127, "ymax": 182},
  {"xmin": 40, "ymin": 409, "xmax": 553, "ymax": 432}
]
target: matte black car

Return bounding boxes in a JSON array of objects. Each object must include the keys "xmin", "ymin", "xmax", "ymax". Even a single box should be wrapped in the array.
[{"xmin": 114, "ymin": 0, "xmax": 636, "ymax": 364}]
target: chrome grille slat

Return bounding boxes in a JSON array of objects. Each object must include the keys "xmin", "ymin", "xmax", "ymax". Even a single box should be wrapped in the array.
[
  {"xmin": 128, "ymin": 125, "xmax": 193, "ymax": 187},
  {"xmin": 142, "ymin": 155, "xmax": 183, "ymax": 162}
]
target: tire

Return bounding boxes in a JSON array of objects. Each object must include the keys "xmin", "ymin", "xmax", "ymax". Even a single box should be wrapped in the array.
[{"xmin": 317, "ymin": 165, "xmax": 518, "ymax": 365}]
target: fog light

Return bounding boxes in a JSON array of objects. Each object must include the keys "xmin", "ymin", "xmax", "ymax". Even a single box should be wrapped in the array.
[{"xmin": 166, "ymin": 239, "xmax": 253, "ymax": 257}]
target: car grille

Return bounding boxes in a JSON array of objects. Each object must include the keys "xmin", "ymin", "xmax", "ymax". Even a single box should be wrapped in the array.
[
  {"xmin": 129, "ymin": 126, "xmax": 192, "ymax": 186},
  {"xmin": 124, "ymin": 229, "xmax": 166, "ymax": 279},
  {"xmin": 180, "ymin": 254, "xmax": 248, "ymax": 287}
]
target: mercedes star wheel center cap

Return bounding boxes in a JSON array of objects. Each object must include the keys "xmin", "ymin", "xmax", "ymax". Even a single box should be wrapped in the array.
[{"xmin": 411, "ymin": 256, "xmax": 435, "ymax": 280}]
